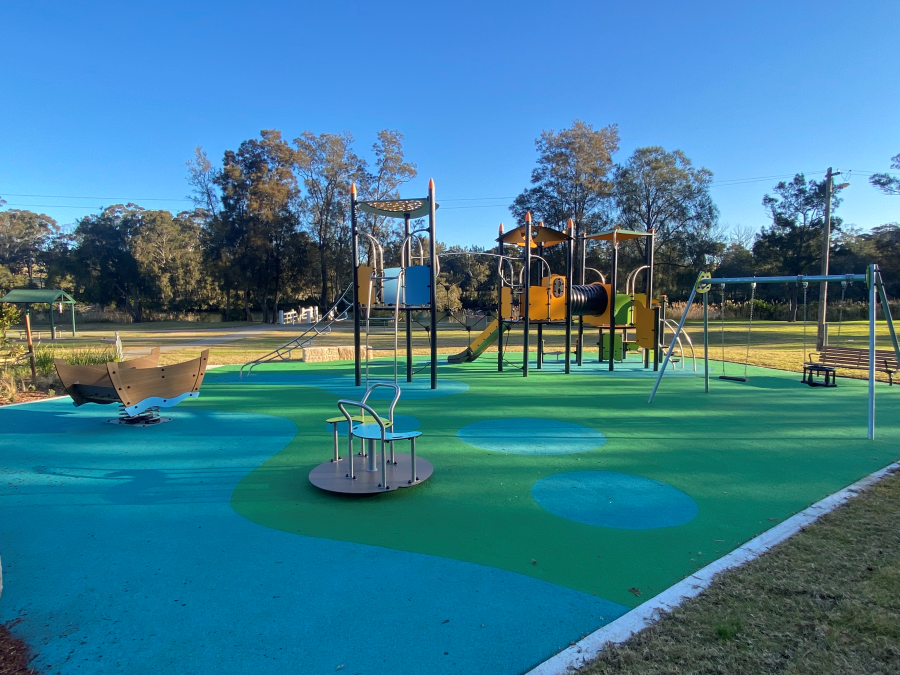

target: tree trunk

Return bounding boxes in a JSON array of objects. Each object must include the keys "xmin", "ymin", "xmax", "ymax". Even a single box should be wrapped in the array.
[
  {"xmin": 788, "ymin": 284, "xmax": 799, "ymax": 322},
  {"xmin": 319, "ymin": 244, "xmax": 329, "ymax": 312},
  {"xmin": 243, "ymin": 286, "xmax": 252, "ymax": 321}
]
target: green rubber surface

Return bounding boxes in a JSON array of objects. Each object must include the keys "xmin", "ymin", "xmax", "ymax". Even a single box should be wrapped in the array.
[{"xmin": 207, "ymin": 359, "xmax": 900, "ymax": 609}]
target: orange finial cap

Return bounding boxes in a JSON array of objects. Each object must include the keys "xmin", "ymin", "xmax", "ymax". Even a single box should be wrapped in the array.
[
  {"xmin": 499, "ymin": 223, "xmax": 504, "ymax": 233},
  {"xmin": 350, "ymin": 183, "xmax": 357, "ymax": 196},
  {"xmin": 567, "ymin": 218, "xmax": 574, "ymax": 230},
  {"xmin": 428, "ymin": 178, "xmax": 435, "ymax": 190},
  {"xmin": 525, "ymin": 212, "xmax": 532, "ymax": 223}
]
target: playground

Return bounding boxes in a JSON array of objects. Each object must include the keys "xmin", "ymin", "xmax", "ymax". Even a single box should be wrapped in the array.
[
  {"xmin": 2, "ymin": 186, "xmax": 900, "ymax": 674},
  {"xmin": 1, "ymin": 349, "xmax": 899, "ymax": 673}
]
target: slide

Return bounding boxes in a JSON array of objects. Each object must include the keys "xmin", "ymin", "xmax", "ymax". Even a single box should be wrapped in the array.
[{"xmin": 448, "ymin": 318, "xmax": 500, "ymax": 364}]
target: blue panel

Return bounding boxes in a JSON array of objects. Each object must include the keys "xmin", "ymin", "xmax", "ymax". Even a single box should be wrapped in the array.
[
  {"xmin": 382, "ymin": 267, "xmax": 403, "ymax": 305},
  {"xmin": 405, "ymin": 265, "xmax": 431, "ymax": 305}
]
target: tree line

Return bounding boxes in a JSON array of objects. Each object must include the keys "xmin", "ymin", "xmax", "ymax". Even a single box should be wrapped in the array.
[{"xmin": 1, "ymin": 124, "xmax": 897, "ymax": 322}]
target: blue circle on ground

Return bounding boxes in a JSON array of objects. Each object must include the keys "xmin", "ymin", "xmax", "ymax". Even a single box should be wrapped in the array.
[
  {"xmin": 531, "ymin": 471, "xmax": 698, "ymax": 529},
  {"xmin": 324, "ymin": 414, "xmax": 420, "ymax": 437},
  {"xmin": 456, "ymin": 418, "xmax": 606, "ymax": 455}
]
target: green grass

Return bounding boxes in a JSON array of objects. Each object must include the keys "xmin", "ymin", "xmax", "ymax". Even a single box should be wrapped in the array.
[{"xmin": 581, "ymin": 468, "xmax": 900, "ymax": 675}]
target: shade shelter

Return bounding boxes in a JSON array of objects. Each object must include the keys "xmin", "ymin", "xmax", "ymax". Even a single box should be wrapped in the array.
[{"xmin": 0, "ymin": 289, "xmax": 77, "ymax": 340}]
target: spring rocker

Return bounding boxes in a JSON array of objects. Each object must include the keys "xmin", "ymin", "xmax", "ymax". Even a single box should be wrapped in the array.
[{"xmin": 309, "ymin": 383, "xmax": 432, "ymax": 495}]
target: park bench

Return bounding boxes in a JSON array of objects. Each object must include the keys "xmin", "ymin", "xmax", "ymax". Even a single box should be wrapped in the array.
[{"xmin": 805, "ymin": 346, "xmax": 898, "ymax": 387}]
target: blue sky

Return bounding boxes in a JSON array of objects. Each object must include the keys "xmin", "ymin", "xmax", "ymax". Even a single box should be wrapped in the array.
[{"xmin": 1, "ymin": 0, "xmax": 897, "ymax": 248}]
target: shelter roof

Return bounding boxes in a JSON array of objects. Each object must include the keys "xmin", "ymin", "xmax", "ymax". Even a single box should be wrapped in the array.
[
  {"xmin": 499, "ymin": 225, "xmax": 569, "ymax": 248},
  {"xmin": 1, "ymin": 289, "xmax": 76, "ymax": 304},
  {"xmin": 357, "ymin": 199, "xmax": 437, "ymax": 219},
  {"xmin": 585, "ymin": 227, "xmax": 652, "ymax": 242}
]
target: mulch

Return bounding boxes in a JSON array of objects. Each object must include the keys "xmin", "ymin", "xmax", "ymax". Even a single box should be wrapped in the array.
[{"xmin": 0, "ymin": 623, "xmax": 40, "ymax": 675}]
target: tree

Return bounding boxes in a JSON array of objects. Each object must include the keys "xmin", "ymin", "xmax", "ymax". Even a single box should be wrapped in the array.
[
  {"xmin": 511, "ymin": 120, "xmax": 620, "ymax": 230},
  {"xmin": 0, "ymin": 209, "xmax": 59, "ymax": 286},
  {"xmin": 293, "ymin": 131, "xmax": 365, "ymax": 307},
  {"xmin": 754, "ymin": 174, "xmax": 842, "ymax": 320},
  {"xmin": 869, "ymin": 153, "xmax": 900, "ymax": 196},
  {"xmin": 612, "ymin": 147, "xmax": 720, "ymax": 293}
]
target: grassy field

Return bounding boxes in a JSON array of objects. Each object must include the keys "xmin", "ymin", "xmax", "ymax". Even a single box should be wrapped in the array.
[{"xmin": 581, "ymin": 467, "xmax": 900, "ymax": 675}]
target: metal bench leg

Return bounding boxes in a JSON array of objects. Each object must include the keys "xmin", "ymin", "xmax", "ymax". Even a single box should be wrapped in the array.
[
  {"xmin": 380, "ymin": 439, "xmax": 388, "ymax": 489},
  {"xmin": 332, "ymin": 423, "xmax": 340, "ymax": 462},
  {"xmin": 389, "ymin": 440, "xmax": 395, "ymax": 464},
  {"xmin": 347, "ymin": 430, "xmax": 355, "ymax": 480},
  {"xmin": 409, "ymin": 437, "xmax": 417, "ymax": 484}
]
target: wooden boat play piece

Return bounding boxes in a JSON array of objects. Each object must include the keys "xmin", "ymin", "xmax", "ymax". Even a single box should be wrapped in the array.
[{"xmin": 54, "ymin": 349, "xmax": 209, "ymax": 417}]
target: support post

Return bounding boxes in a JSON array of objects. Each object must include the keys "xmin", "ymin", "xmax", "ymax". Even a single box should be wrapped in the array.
[
  {"xmin": 428, "ymin": 179, "xmax": 438, "ymax": 389},
  {"xmin": 351, "ymin": 183, "xmax": 361, "ymax": 386},
  {"xmin": 653, "ymin": 307, "xmax": 660, "ymax": 371},
  {"xmin": 498, "ymin": 224, "xmax": 504, "ymax": 373},
  {"xmin": 536, "ymin": 241, "xmax": 543, "ymax": 369},
  {"xmin": 875, "ymin": 267, "xmax": 900, "ymax": 365},
  {"xmin": 644, "ymin": 229, "xmax": 655, "ymax": 368},
  {"xmin": 703, "ymin": 289, "xmax": 709, "ymax": 392},
  {"xmin": 868, "ymin": 264, "xmax": 876, "ymax": 440},
  {"xmin": 649, "ymin": 279, "xmax": 700, "ymax": 403},
  {"xmin": 523, "ymin": 213, "xmax": 532, "ymax": 377},
  {"xmin": 608, "ymin": 231, "xmax": 618, "ymax": 372},
  {"xmin": 404, "ymin": 213, "xmax": 412, "ymax": 382},
  {"xmin": 565, "ymin": 219, "xmax": 573, "ymax": 374},
  {"xmin": 49, "ymin": 304, "xmax": 56, "ymax": 341},
  {"xmin": 70, "ymin": 301, "xmax": 76, "ymax": 338},
  {"xmin": 577, "ymin": 227, "xmax": 585, "ymax": 366}
]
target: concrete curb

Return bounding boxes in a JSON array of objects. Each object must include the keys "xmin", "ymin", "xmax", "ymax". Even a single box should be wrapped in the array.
[{"xmin": 525, "ymin": 461, "xmax": 900, "ymax": 675}]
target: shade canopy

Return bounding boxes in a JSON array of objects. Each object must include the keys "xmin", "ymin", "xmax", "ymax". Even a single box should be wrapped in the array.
[
  {"xmin": 1, "ymin": 289, "xmax": 76, "ymax": 304},
  {"xmin": 357, "ymin": 199, "xmax": 437, "ymax": 219},
  {"xmin": 585, "ymin": 227, "xmax": 652, "ymax": 242},
  {"xmin": 499, "ymin": 224, "xmax": 569, "ymax": 248}
]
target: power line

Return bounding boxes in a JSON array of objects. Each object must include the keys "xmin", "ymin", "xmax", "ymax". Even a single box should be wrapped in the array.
[{"xmin": 0, "ymin": 193, "xmax": 192, "ymax": 202}]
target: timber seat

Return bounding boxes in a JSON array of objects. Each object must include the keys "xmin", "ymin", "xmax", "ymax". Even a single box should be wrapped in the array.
[{"xmin": 805, "ymin": 346, "xmax": 898, "ymax": 386}]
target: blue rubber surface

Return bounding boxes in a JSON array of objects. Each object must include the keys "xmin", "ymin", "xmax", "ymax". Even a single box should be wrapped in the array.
[
  {"xmin": 0, "ymin": 399, "xmax": 627, "ymax": 675},
  {"xmin": 457, "ymin": 417, "xmax": 607, "ymax": 455},
  {"xmin": 532, "ymin": 471, "xmax": 699, "ymax": 529}
]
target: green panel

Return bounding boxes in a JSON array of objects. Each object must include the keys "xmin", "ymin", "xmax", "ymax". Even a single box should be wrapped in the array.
[{"xmin": 614, "ymin": 293, "xmax": 632, "ymax": 324}]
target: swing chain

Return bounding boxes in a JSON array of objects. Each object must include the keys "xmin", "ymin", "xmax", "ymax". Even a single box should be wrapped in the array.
[
  {"xmin": 720, "ymin": 284, "xmax": 727, "ymax": 375},
  {"xmin": 835, "ymin": 280, "xmax": 849, "ymax": 347},
  {"xmin": 801, "ymin": 281, "xmax": 809, "ymax": 360}
]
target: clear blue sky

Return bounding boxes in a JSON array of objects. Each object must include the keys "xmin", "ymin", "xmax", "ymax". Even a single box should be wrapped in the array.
[{"xmin": 1, "ymin": 0, "xmax": 897, "ymax": 248}]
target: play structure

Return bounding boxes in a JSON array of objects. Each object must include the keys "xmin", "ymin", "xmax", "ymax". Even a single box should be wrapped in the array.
[
  {"xmin": 309, "ymin": 383, "xmax": 432, "ymax": 494},
  {"xmin": 650, "ymin": 265, "xmax": 900, "ymax": 439},
  {"xmin": 450, "ymin": 214, "xmax": 676, "ymax": 376},
  {"xmin": 351, "ymin": 179, "xmax": 439, "ymax": 389},
  {"xmin": 55, "ymin": 348, "xmax": 209, "ymax": 425}
]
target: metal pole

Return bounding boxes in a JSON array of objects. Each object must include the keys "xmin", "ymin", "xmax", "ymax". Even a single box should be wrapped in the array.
[
  {"xmin": 577, "ymin": 228, "xmax": 585, "ymax": 366},
  {"xmin": 536, "ymin": 241, "xmax": 543, "ymax": 370},
  {"xmin": 70, "ymin": 301, "xmax": 76, "ymax": 338},
  {"xmin": 608, "ymin": 233, "xmax": 618, "ymax": 372},
  {"xmin": 351, "ymin": 183, "xmax": 361, "ymax": 386},
  {"xmin": 498, "ymin": 224, "xmax": 504, "ymax": 373},
  {"xmin": 428, "ymin": 179, "xmax": 438, "ymax": 389},
  {"xmin": 404, "ymin": 213, "xmax": 412, "ymax": 382},
  {"xmin": 868, "ymin": 264, "xmax": 875, "ymax": 440},
  {"xmin": 523, "ymin": 213, "xmax": 532, "ymax": 377},
  {"xmin": 703, "ymin": 289, "xmax": 709, "ymax": 392},
  {"xmin": 817, "ymin": 168, "xmax": 835, "ymax": 350},
  {"xmin": 565, "ymin": 219, "xmax": 573, "ymax": 374},
  {"xmin": 649, "ymin": 281, "xmax": 700, "ymax": 403},
  {"xmin": 644, "ymin": 229, "xmax": 655, "ymax": 368}
]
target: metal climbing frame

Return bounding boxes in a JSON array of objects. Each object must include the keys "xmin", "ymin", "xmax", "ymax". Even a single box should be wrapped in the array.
[
  {"xmin": 648, "ymin": 267, "xmax": 900, "ymax": 440},
  {"xmin": 239, "ymin": 284, "xmax": 354, "ymax": 378}
]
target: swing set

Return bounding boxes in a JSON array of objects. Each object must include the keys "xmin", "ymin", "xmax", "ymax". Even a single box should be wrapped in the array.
[{"xmin": 649, "ymin": 264, "xmax": 900, "ymax": 440}]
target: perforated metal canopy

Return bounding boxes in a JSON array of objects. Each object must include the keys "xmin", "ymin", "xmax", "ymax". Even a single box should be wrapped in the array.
[
  {"xmin": 499, "ymin": 225, "xmax": 569, "ymax": 248},
  {"xmin": 357, "ymin": 199, "xmax": 437, "ymax": 219},
  {"xmin": 585, "ymin": 227, "xmax": 652, "ymax": 242}
]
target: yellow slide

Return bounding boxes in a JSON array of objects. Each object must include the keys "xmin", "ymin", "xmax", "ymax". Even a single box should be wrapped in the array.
[{"xmin": 448, "ymin": 319, "xmax": 500, "ymax": 364}]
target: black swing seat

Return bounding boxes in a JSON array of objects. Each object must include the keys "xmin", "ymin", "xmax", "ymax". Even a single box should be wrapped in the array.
[
  {"xmin": 719, "ymin": 375, "xmax": 748, "ymax": 383},
  {"xmin": 804, "ymin": 346, "xmax": 898, "ymax": 386}
]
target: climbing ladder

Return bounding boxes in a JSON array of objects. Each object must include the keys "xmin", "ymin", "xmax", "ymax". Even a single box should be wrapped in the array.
[{"xmin": 240, "ymin": 284, "xmax": 354, "ymax": 378}]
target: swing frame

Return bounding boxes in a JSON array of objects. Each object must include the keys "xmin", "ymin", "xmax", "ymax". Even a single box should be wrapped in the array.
[{"xmin": 649, "ymin": 265, "xmax": 900, "ymax": 440}]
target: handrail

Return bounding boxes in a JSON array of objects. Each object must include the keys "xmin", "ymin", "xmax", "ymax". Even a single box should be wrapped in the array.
[
  {"xmin": 662, "ymin": 318, "xmax": 697, "ymax": 371},
  {"xmin": 337, "ymin": 382, "xmax": 401, "ymax": 487},
  {"xmin": 240, "ymin": 283, "xmax": 353, "ymax": 378},
  {"xmin": 627, "ymin": 265, "xmax": 649, "ymax": 295}
]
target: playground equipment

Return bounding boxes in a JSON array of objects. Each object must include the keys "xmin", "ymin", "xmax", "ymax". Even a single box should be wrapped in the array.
[
  {"xmin": 241, "ymin": 284, "xmax": 353, "ymax": 377},
  {"xmin": 454, "ymin": 214, "xmax": 667, "ymax": 375},
  {"xmin": 55, "ymin": 348, "xmax": 209, "ymax": 425},
  {"xmin": 309, "ymin": 383, "xmax": 432, "ymax": 494},
  {"xmin": 649, "ymin": 265, "xmax": 900, "ymax": 440},
  {"xmin": 351, "ymin": 180, "xmax": 439, "ymax": 389}
]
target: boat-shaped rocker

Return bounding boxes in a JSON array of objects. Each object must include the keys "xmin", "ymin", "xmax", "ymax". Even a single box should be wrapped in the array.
[{"xmin": 54, "ymin": 348, "xmax": 209, "ymax": 418}]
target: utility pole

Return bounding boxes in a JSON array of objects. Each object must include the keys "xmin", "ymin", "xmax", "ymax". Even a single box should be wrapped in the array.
[{"xmin": 816, "ymin": 167, "xmax": 838, "ymax": 350}]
